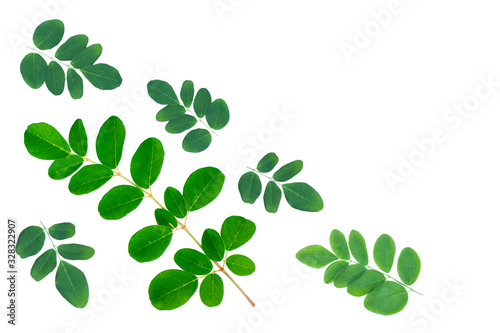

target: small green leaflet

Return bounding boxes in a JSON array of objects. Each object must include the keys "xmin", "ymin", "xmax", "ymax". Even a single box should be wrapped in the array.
[
  {"xmin": 98, "ymin": 185, "xmax": 144, "ymax": 220},
  {"xmin": 296, "ymin": 229, "xmax": 421, "ymax": 315},
  {"xmin": 263, "ymin": 181, "xmax": 281, "ymax": 213},
  {"xmin": 220, "ymin": 216, "xmax": 256, "ymax": 251},
  {"xmin": 55, "ymin": 261, "xmax": 89, "ymax": 308},
  {"xmin": 156, "ymin": 105, "xmax": 186, "ymax": 121},
  {"xmin": 129, "ymin": 225, "xmax": 173, "ymax": 263},
  {"xmin": 48, "ymin": 155, "xmax": 84, "ymax": 180},
  {"xmin": 174, "ymin": 248, "xmax": 213, "ymax": 275},
  {"xmin": 24, "ymin": 123, "xmax": 71, "ymax": 160},
  {"xmin": 183, "ymin": 167, "xmax": 224, "ymax": 212},
  {"xmin": 182, "ymin": 129, "xmax": 212, "ymax": 153},
  {"xmin": 96, "ymin": 116, "xmax": 126, "ymax": 169},
  {"xmin": 193, "ymin": 88, "xmax": 211, "ymax": 118},
  {"xmin": 58, "ymin": 244, "xmax": 95, "ymax": 260},
  {"xmin": 68, "ymin": 119, "xmax": 88, "ymax": 156},
  {"xmin": 33, "ymin": 19, "xmax": 64, "ymax": 50},
  {"xmin": 257, "ymin": 153, "xmax": 279, "ymax": 173},
  {"xmin": 48, "ymin": 222, "xmax": 75, "ymax": 240},
  {"xmin": 282, "ymin": 183, "xmax": 323, "ymax": 212},
  {"xmin": 68, "ymin": 164, "xmax": 113, "ymax": 195},
  {"xmin": 71, "ymin": 44, "xmax": 102, "ymax": 68},
  {"xmin": 130, "ymin": 138, "xmax": 164, "ymax": 189},
  {"xmin": 238, "ymin": 172, "xmax": 262, "ymax": 204},
  {"xmin": 200, "ymin": 274, "xmax": 224, "ymax": 307},
  {"xmin": 147, "ymin": 80, "xmax": 180, "ymax": 105},
  {"xmin": 46, "ymin": 61, "xmax": 65, "ymax": 95},
  {"xmin": 67, "ymin": 68, "xmax": 84, "ymax": 99},
  {"xmin": 163, "ymin": 187, "xmax": 187, "ymax": 218},
  {"xmin": 180, "ymin": 80, "xmax": 194, "ymax": 107},
  {"xmin": 55, "ymin": 34, "xmax": 89, "ymax": 61},
  {"xmin": 16, "ymin": 226, "xmax": 46, "ymax": 259},
  {"xmin": 80, "ymin": 64, "xmax": 122, "ymax": 90},
  {"xmin": 30, "ymin": 249, "xmax": 57, "ymax": 282},
  {"xmin": 273, "ymin": 160, "xmax": 303, "ymax": 182},
  {"xmin": 201, "ymin": 229, "xmax": 225, "ymax": 262},
  {"xmin": 20, "ymin": 53, "xmax": 47, "ymax": 89},
  {"xmin": 226, "ymin": 255, "xmax": 255, "ymax": 276},
  {"xmin": 165, "ymin": 115, "xmax": 197, "ymax": 134},
  {"xmin": 149, "ymin": 269, "xmax": 198, "ymax": 310},
  {"xmin": 206, "ymin": 99, "xmax": 230, "ymax": 130},
  {"xmin": 154, "ymin": 209, "xmax": 178, "ymax": 230}
]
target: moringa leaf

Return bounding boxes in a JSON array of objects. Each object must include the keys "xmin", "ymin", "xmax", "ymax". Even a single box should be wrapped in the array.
[
  {"xmin": 96, "ymin": 116, "xmax": 125, "ymax": 169},
  {"xmin": 98, "ymin": 185, "xmax": 144, "ymax": 220},
  {"xmin": 68, "ymin": 119, "xmax": 87, "ymax": 156},
  {"xmin": 282, "ymin": 182, "xmax": 323, "ymax": 212},
  {"xmin": 68, "ymin": 164, "xmax": 113, "ymax": 195},
  {"xmin": 296, "ymin": 245, "xmax": 337, "ymax": 269},
  {"xmin": 45, "ymin": 61, "xmax": 65, "ymax": 95},
  {"xmin": 147, "ymin": 80, "xmax": 179, "ymax": 105},
  {"xmin": 55, "ymin": 34, "xmax": 89, "ymax": 61},
  {"xmin": 156, "ymin": 105, "xmax": 186, "ymax": 122},
  {"xmin": 71, "ymin": 44, "xmax": 102, "ymax": 68},
  {"xmin": 348, "ymin": 230, "xmax": 369, "ymax": 265},
  {"xmin": 397, "ymin": 247, "xmax": 421, "ymax": 285},
  {"xmin": 183, "ymin": 167, "xmax": 224, "ymax": 211},
  {"xmin": 226, "ymin": 255, "xmax": 255, "ymax": 276},
  {"xmin": 20, "ymin": 53, "xmax": 48, "ymax": 89},
  {"xmin": 174, "ymin": 248, "xmax": 213, "ymax": 275},
  {"xmin": 263, "ymin": 181, "xmax": 282, "ymax": 213},
  {"xmin": 130, "ymin": 138, "xmax": 164, "ymax": 189},
  {"xmin": 165, "ymin": 115, "xmax": 197, "ymax": 134},
  {"xmin": 273, "ymin": 160, "xmax": 303, "ymax": 182},
  {"xmin": 55, "ymin": 261, "xmax": 89, "ymax": 308},
  {"xmin": 329, "ymin": 229, "xmax": 350, "ymax": 260},
  {"xmin": 67, "ymin": 68, "xmax": 84, "ymax": 99},
  {"xmin": 81, "ymin": 63, "xmax": 122, "ymax": 90},
  {"xmin": 193, "ymin": 88, "xmax": 211, "ymax": 118},
  {"xmin": 182, "ymin": 129, "xmax": 212, "ymax": 153},
  {"xmin": 48, "ymin": 222, "xmax": 75, "ymax": 240},
  {"xmin": 364, "ymin": 281, "xmax": 408, "ymax": 315},
  {"xmin": 24, "ymin": 122, "xmax": 71, "ymax": 160},
  {"xmin": 373, "ymin": 234, "xmax": 396, "ymax": 273},
  {"xmin": 324, "ymin": 261, "xmax": 349, "ymax": 284},
  {"xmin": 149, "ymin": 269, "xmax": 198, "ymax": 310},
  {"xmin": 33, "ymin": 19, "xmax": 64, "ymax": 50},
  {"xmin": 347, "ymin": 270, "xmax": 385, "ymax": 297},
  {"xmin": 164, "ymin": 187, "xmax": 187, "ymax": 218},
  {"xmin": 238, "ymin": 172, "xmax": 262, "ymax": 204},
  {"xmin": 31, "ymin": 249, "xmax": 57, "ymax": 281},
  {"xmin": 201, "ymin": 229, "xmax": 225, "ymax": 262},
  {"xmin": 58, "ymin": 244, "xmax": 95, "ymax": 260},
  {"xmin": 16, "ymin": 226, "xmax": 45, "ymax": 259},
  {"xmin": 206, "ymin": 99, "xmax": 230, "ymax": 130},
  {"xmin": 180, "ymin": 80, "xmax": 194, "ymax": 107},
  {"xmin": 48, "ymin": 155, "xmax": 84, "ymax": 180},
  {"xmin": 200, "ymin": 274, "xmax": 224, "ymax": 307},
  {"xmin": 154, "ymin": 209, "xmax": 178, "ymax": 230},
  {"xmin": 221, "ymin": 216, "xmax": 256, "ymax": 251},
  {"xmin": 128, "ymin": 225, "xmax": 173, "ymax": 263},
  {"xmin": 257, "ymin": 153, "xmax": 279, "ymax": 173},
  {"xmin": 333, "ymin": 264, "xmax": 366, "ymax": 288}
]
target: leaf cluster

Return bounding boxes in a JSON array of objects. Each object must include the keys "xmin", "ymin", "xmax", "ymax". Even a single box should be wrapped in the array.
[
  {"xmin": 296, "ymin": 229, "xmax": 421, "ymax": 315},
  {"xmin": 16, "ymin": 222, "xmax": 94, "ymax": 308},
  {"xmin": 148, "ymin": 80, "xmax": 229, "ymax": 153},
  {"xmin": 20, "ymin": 19, "xmax": 122, "ymax": 98},
  {"xmin": 239, "ymin": 152, "xmax": 324, "ymax": 213}
]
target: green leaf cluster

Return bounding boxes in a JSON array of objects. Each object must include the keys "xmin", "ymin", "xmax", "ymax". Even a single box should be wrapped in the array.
[
  {"xmin": 16, "ymin": 222, "xmax": 94, "ymax": 308},
  {"xmin": 296, "ymin": 229, "xmax": 421, "ymax": 315},
  {"xmin": 239, "ymin": 152, "xmax": 323, "ymax": 213},
  {"xmin": 147, "ymin": 80, "xmax": 229, "ymax": 153},
  {"xmin": 20, "ymin": 19, "xmax": 122, "ymax": 98}
]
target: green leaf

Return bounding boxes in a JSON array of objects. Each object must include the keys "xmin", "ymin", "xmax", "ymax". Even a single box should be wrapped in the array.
[
  {"xmin": 193, "ymin": 88, "xmax": 211, "ymax": 118},
  {"xmin": 55, "ymin": 261, "xmax": 89, "ymax": 308},
  {"xmin": 220, "ymin": 216, "xmax": 256, "ymax": 251},
  {"xmin": 200, "ymin": 274, "xmax": 224, "ymax": 307},
  {"xmin": 30, "ymin": 249, "xmax": 57, "ymax": 281},
  {"xmin": 68, "ymin": 164, "xmax": 113, "ymax": 195},
  {"xmin": 156, "ymin": 105, "xmax": 186, "ymax": 122},
  {"xmin": 397, "ymin": 247, "xmax": 421, "ymax": 285},
  {"xmin": 67, "ymin": 68, "xmax": 84, "ymax": 99},
  {"xmin": 364, "ymin": 281, "xmax": 408, "ymax": 315},
  {"xmin": 181, "ymin": 80, "xmax": 194, "ymax": 107},
  {"xmin": 282, "ymin": 182, "xmax": 324, "ymax": 212},
  {"xmin": 33, "ymin": 19, "xmax": 64, "ymax": 50},
  {"xmin": 58, "ymin": 244, "xmax": 95, "ymax": 260},
  {"xmin": 329, "ymin": 229, "xmax": 350, "ymax": 260},
  {"xmin": 96, "ymin": 116, "xmax": 125, "ymax": 169},
  {"xmin": 55, "ymin": 34, "xmax": 89, "ymax": 61},
  {"xmin": 206, "ymin": 99, "xmax": 230, "ymax": 130},
  {"xmin": 296, "ymin": 245, "xmax": 337, "ymax": 269},
  {"xmin": 81, "ymin": 64, "xmax": 122, "ymax": 90},
  {"xmin": 128, "ymin": 225, "xmax": 173, "ymax": 263},
  {"xmin": 183, "ymin": 167, "xmax": 224, "ymax": 211},
  {"xmin": 226, "ymin": 254, "xmax": 255, "ymax": 276},
  {"xmin": 24, "ymin": 122, "xmax": 71, "ymax": 160},
  {"xmin": 165, "ymin": 115, "xmax": 197, "ymax": 134},
  {"xmin": 45, "ymin": 61, "xmax": 65, "ymax": 95},
  {"xmin": 16, "ymin": 226, "xmax": 45, "ymax": 259},
  {"xmin": 324, "ymin": 261, "xmax": 349, "ymax": 284},
  {"xmin": 130, "ymin": 138, "xmax": 164, "ymax": 189},
  {"xmin": 98, "ymin": 185, "xmax": 144, "ymax": 220},
  {"xmin": 263, "ymin": 181, "xmax": 282, "ymax": 213},
  {"xmin": 257, "ymin": 153, "xmax": 279, "ymax": 173},
  {"xmin": 273, "ymin": 160, "xmax": 303, "ymax": 182},
  {"xmin": 149, "ymin": 269, "xmax": 198, "ymax": 310},
  {"xmin": 347, "ymin": 270, "xmax": 385, "ymax": 297},
  {"xmin": 69, "ymin": 119, "xmax": 87, "ymax": 156},
  {"xmin": 373, "ymin": 234, "xmax": 396, "ymax": 273},
  {"xmin": 48, "ymin": 222, "xmax": 75, "ymax": 240},
  {"xmin": 147, "ymin": 80, "xmax": 180, "ymax": 105},
  {"xmin": 238, "ymin": 172, "xmax": 262, "ymax": 204},
  {"xmin": 201, "ymin": 229, "xmax": 225, "ymax": 262},
  {"xmin": 20, "ymin": 53, "xmax": 48, "ymax": 89},
  {"xmin": 182, "ymin": 129, "xmax": 212, "ymax": 153},
  {"xmin": 48, "ymin": 155, "xmax": 83, "ymax": 180},
  {"xmin": 70, "ymin": 44, "xmax": 102, "ymax": 68},
  {"xmin": 348, "ymin": 230, "xmax": 369, "ymax": 265},
  {"xmin": 154, "ymin": 209, "xmax": 178, "ymax": 230},
  {"xmin": 174, "ymin": 248, "xmax": 213, "ymax": 275},
  {"xmin": 333, "ymin": 264, "xmax": 366, "ymax": 288},
  {"xmin": 164, "ymin": 187, "xmax": 187, "ymax": 218}
]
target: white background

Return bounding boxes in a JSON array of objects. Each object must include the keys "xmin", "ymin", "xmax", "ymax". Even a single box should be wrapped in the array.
[{"xmin": 2, "ymin": 0, "xmax": 500, "ymax": 332}]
